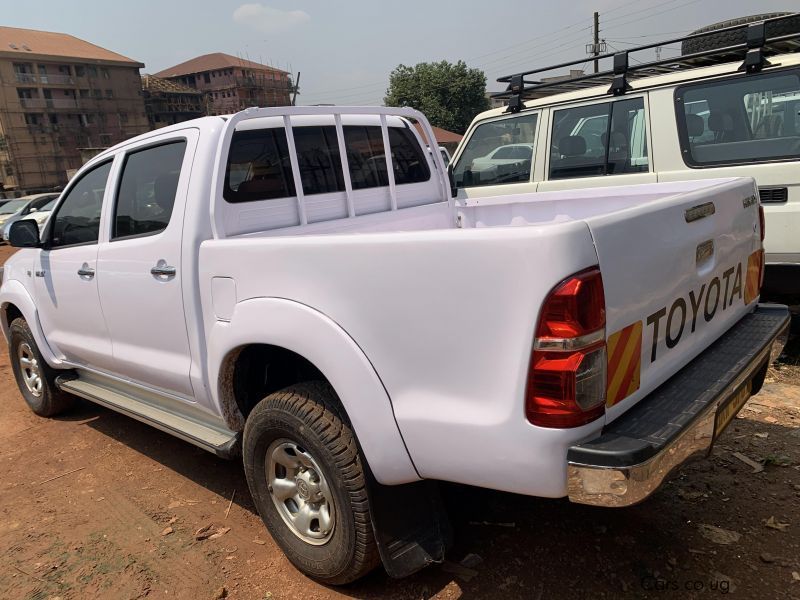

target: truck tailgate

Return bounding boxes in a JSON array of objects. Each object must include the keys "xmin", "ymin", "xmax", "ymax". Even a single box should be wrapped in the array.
[{"xmin": 585, "ymin": 178, "xmax": 763, "ymax": 422}]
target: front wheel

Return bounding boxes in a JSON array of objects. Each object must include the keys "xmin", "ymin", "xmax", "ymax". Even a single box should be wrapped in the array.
[
  {"xmin": 8, "ymin": 318, "xmax": 74, "ymax": 417},
  {"xmin": 243, "ymin": 382, "xmax": 380, "ymax": 584}
]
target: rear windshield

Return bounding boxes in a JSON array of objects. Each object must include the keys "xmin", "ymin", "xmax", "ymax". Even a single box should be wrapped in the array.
[
  {"xmin": 676, "ymin": 69, "xmax": 800, "ymax": 167},
  {"xmin": 224, "ymin": 124, "xmax": 431, "ymax": 204}
]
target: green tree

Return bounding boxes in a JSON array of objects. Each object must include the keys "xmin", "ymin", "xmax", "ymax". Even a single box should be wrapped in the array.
[{"xmin": 384, "ymin": 61, "xmax": 489, "ymax": 134}]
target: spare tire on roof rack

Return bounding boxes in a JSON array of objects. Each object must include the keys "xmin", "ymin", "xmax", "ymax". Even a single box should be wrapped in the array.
[{"xmin": 681, "ymin": 12, "xmax": 800, "ymax": 56}]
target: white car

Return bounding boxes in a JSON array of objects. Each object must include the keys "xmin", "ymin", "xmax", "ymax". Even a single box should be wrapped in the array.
[
  {"xmin": 0, "ymin": 193, "xmax": 60, "ymax": 242},
  {"xmin": 452, "ymin": 13, "xmax": 800, "ymax": 302},
  {"xmin": 0, "ymin": 106, "xmax": 787, "ymax": 584}
]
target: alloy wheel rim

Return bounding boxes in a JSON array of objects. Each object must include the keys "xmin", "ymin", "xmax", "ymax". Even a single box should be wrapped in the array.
[
  {"xmin": 266, "ymin": 439, "xmax": 335, "ymax": 545},
  {"xmin": 18, "ymin": 342, "xmax": 43, "ymax": 397}
]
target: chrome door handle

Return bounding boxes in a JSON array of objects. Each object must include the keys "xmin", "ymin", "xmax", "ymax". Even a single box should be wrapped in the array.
[
  {"xmin": 150, "ymin": 265, "xmax": 177, "ymax": 277},
  {"xmin": 77, "ymin": 266, "xmax": 95, "ymax": 279}
]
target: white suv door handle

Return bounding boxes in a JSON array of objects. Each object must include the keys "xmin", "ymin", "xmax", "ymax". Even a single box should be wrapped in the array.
[
  {"xmin": 77, "ymin": 265, "xmax": 95, "ymax": 279},
  {"xmin": 150, "ymin": 265, "xmax": 177, "ymax": 277}
]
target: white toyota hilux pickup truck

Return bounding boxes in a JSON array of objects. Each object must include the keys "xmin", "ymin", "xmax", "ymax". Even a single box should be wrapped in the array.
[{"xmin": 0, "ymin": 107, "xmax": 789, "ymax": 584}]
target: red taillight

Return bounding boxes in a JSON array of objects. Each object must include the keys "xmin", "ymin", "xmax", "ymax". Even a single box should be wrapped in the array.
[
  {"xmin": 758, "ymin": 204, "xmax": 765, "ymax": 242},
  {"xmin": 526, "ymin": 267, "xmax": 607, "ymax": 428}
]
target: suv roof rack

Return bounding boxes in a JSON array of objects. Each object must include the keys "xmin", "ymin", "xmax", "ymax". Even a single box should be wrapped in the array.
[{"xmin": 494, "ymin": 12, "xmax": 800, "ymax": 113}]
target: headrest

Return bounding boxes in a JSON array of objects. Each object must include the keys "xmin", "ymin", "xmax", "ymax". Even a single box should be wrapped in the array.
[
  {"xmin": 685, "ymin": 114, "xmax": 704, "ymax": 137},
  {"xmin": 559, "ymin": 135, "xmax": 586, "ymax": 157},
  {"xmin": 708, "ymin": 112, "xmax": 733, "ymax": 133}
]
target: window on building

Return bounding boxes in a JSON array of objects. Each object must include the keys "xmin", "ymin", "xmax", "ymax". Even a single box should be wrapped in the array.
[
  {"xmin": 119, "ymin": 112, "xmax": 128, "ymax": 124},
  {"xmin": 87, "ymin": 66, "xmax": 98, "ymax": 77},
  {"xmin": 49, "ymin": 160, "xmax": 112, "ymax": 248},
  {"xmin": 105, "ymin": 89, "xmax": 113, "ymax": 99},
  {"xmin": 100, "ymin": 134, "xmax": 112, "ymax": 146},
  {"xmin": 24, "ymin": 113, "xmax": 42, "ymax": 125},
  {"xmin": 58, "ymin": 65, "xmax": 70, "ymax": 75},
  {"xmin": 113, "ymin": 140, "xmax": 187, "ymax": 239},
  {"xmin": 203, "ymin": 73, "xmax": 211, "ymax": 84},
  {"xmin": 93, "ymin": 89, "xmax": 102, "ymax": 98},
  {"xmin": 79, "ymin": 89, "xmax": 89, "ymax": 98},
  {"xmin": 49, "ymin": 114, "xmax": 58, "ymax": 125},
  {"xmin": 17, "ymin": 88, "xmax": 34, "ymax": 99},
  {"xmin": 101, "ymin": 68, "xmax": 110, "ymax": 79},
  {"xmin": 453, "ymin": 113, "xmax": 538, "ymax": 188},
  {"xmin": 75, "ymin": 65, "xmax": 86, "ymax": 77}
]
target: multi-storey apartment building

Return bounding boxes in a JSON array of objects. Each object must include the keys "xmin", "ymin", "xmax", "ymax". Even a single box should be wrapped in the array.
[
  {"xmin": 141, "ymin": 74, "xmax": 204, "ymax": 129},
  {"xmin": 154, "ymin": 53, "xmax": 292, "ymax": 115},
  {"xmin": 0, "ymin": 27, "xmax": 149, "ymax": 191}
]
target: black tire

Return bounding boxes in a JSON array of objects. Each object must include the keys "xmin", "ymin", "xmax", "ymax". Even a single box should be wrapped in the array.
[
  {"xmin": 681, "ymin": 13, "xmax": 800, "ymax": 55},
  {"xmin": 8, "ymin": 318, "xmax": 74, "ymax": 417},
  {"xmin": 243, "ymin": 382, "xmax": 380, "ymax": 585}
]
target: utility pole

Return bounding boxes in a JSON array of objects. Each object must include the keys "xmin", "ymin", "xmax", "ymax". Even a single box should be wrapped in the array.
[
  {"xmin": 593, "ymin": 11, "xmax": 600, "ymax": 74},
  {"xmin": 292, "ymin": 72, "xmax": 301, "ymax": 106}
]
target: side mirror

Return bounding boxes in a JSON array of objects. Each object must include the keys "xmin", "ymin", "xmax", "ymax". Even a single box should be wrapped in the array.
[
  {"xmin": 29, "ymin": 207, "xmax": 38, "ymax": 213},
  {"xmin": 9, "ymin": 219, "xmax": 41, "ymax": 248},
  {"xmin": 447, "ymin": 164, "xmax": 458, "ymax": 198}
]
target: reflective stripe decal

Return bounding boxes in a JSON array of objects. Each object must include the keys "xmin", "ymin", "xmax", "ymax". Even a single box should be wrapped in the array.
[
  {"xmin": 744, "ymin": 250, "xmax": 762, "ymax": 305},
  {"xmin": 606, "ymin": 321, "xmax": 643, "ymax": 407}
]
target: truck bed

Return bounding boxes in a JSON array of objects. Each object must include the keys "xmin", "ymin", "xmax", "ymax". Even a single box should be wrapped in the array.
[{"xmin": 203, "ymin": 176, "xmax": 762, "ymax": 498}]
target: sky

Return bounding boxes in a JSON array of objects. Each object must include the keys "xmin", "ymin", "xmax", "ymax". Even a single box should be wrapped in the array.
[{"xmin": 0, "ymin": 0, "xmax": 794, "ymax": 105}]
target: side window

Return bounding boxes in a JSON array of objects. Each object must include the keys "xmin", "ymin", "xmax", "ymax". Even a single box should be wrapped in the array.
[
  {"xmin": 224, "ymin": 127, "xmax": 295, "ymax": 203},
  {"xmin": 608, "ymin": 98, "xmax": 649, "ymax": 175},
  {"xmin": 388, "ymin": 127, "xmax": 430, "ymax": 184},
  {"xmin": 113, "ymin": 141, "xmax": 187, "ymax": 239},
  {"xmin": 50, "ymin": 161, "xmax": 112, "ymax": 248},
  {"xmin": 549, "ymin": 103, "xmax": 608, "ymax": 179},
  {"xmin": 293, "ymin": 126, "xmax": 345, "ymax": 195},
  {"xmin": 676, "ymin": 70, "xmax": 800, "ymax": 166},
  {"xmin": 453, "ymin": 113, "xmax": 537, "ymax": 188},
  {"xmin": 549, "ymin": 97, "xmax": 648, "ymax": 179},
  {"xmin": 343, "ymin": 125, "xmax": 388, "ymax": 190}
]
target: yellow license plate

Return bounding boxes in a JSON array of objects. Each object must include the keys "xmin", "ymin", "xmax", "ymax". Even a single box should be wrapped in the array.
[{"xmin": 714, "ymin": 382, "xmax": 752, "ymax": 439}]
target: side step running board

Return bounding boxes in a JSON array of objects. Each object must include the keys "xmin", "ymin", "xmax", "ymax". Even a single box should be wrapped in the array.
[{"xmin": 57, "ymin": 376, "xmax": 240, "ymax": 459}]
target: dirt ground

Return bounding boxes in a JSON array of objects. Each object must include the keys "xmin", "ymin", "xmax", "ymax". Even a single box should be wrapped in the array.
[{"xmin": 0, "ymin": 244, "xmax": 799, "ymax": 600}]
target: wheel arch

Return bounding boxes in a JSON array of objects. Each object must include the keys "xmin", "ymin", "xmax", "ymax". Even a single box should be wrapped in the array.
[
  {"xmin": 1, "ymin": 280, "xmax": 62, "ymax": 366},
  {"xmin": 207, "ymin": 297, "xmax": 420, "ymax": 485}
]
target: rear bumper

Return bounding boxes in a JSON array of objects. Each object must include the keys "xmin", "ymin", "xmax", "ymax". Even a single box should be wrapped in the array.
[{"xmin": 566, "ymin": 304, "xmax": 789, "ymax": 507}]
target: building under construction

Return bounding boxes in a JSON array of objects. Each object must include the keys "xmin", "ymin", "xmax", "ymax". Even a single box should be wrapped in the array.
[
  {"xmin": 141, "ymin": 74, "xmax": 204, "ymax": 129},
  {"xmin": 0, "ymin": 26, "xmax": 149, "ymax": 192},
  {"xmin": 154, "ymin": 53, "xmax": 293, "ymax": 116}
]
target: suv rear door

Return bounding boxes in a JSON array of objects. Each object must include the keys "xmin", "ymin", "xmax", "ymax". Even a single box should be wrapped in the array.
[
  {"xmin": 538, "ymin": 95, "xmax": 657, "ymax": 192},
  {"xmin": 96, "ymin": 130, "xmax": 197, "ymax": 398}
]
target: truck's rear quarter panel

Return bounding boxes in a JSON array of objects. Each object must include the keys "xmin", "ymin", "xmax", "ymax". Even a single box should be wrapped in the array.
[{"xmin": 200, "ymin": 221, "xmax": 601, "ymax": 497}]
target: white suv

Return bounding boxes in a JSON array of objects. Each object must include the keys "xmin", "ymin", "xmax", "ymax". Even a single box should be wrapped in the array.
[{"xmin": 452, "ymin": 13, "xmax": 800, "ymax": 301}]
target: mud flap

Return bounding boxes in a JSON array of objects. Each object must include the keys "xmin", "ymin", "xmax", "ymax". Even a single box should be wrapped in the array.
[{"xmin": 364, "ymin": 469, "xmax": 452, "ymax": 579}]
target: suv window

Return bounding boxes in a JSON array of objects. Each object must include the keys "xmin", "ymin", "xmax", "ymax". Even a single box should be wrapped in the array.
[
  {"xmin": 676, "ymin": 70, "xmax": 800, "ymax": 166},
  {"xmin": 113, "ymin": 141, "xmax": 187, "ymax": 239},
  {"xmin": 50, "ymin": 161, "xmax": 112, "ymax": 248},
  {"xmin": 453, "ymin": 113, "xmax": 537, "ymax": 188},
  {"xmin": 549, "ymin": 97, "xmax": 648, "ymax": 179}
]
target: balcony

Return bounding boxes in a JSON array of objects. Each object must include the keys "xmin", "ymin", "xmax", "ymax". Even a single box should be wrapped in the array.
[
  {"xmin": 38, "ymin": 74, "xmax": 75, "ymax": 85},
  {"xmin": 20, "ymin": 98, "xmax": 78, "ymax": 110},
  {"xmin": 15, "ymin": 73, "xmax": 37, "ymax": 84}
]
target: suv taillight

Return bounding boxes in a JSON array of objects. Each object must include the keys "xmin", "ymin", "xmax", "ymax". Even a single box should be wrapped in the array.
[{"xmin": 526, "ymin": 267, "xmax": 607, "ymax": 428}]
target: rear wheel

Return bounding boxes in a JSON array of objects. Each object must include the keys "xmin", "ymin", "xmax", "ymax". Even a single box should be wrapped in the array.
[
  {"xmin": 9, "ymin": 318, "xmax": 74, "ymax": 417},
  {"xmin": 243, "ymin": 382, "xmax": 380, "ymax": 584}
]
